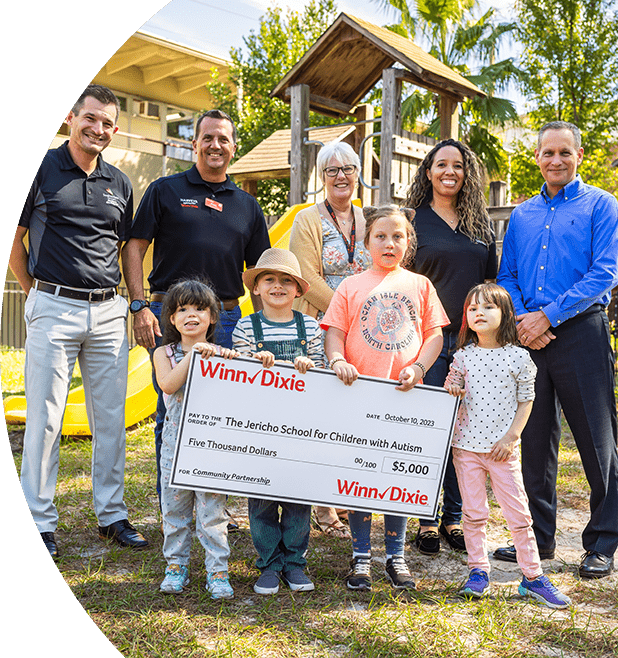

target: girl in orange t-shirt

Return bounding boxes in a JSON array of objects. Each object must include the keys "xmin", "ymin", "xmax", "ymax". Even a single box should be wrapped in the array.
[{"xmin": 322, "ymin": 205, "xmax": 449, "ymax": 592}]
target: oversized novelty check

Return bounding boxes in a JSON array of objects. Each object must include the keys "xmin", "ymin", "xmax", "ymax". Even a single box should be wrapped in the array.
[{"xmin": 171, "ymin": 355, "xmax": 459, "ymax": 519}]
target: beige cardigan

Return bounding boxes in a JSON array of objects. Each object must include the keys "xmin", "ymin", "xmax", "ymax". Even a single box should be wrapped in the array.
[{"xmin": 289, "ymin": 203, "xmax": 365, "ymax": 318}]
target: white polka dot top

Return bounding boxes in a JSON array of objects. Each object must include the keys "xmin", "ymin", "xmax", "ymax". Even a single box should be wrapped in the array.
[{"xmin": 444, "ymin": 343, "xmax": 537, "ymax": 452}]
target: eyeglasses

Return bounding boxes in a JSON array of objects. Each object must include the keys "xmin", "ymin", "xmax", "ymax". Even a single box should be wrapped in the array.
[{"xmin": 323, "ymin": 165, "xmax": 357, "ymax": 177}]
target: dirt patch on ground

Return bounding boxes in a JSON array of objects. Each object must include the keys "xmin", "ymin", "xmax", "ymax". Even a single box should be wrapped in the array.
[
  {"xmin": 224, "ymin": 486, "xmax": 610, "ymax": 592},
  {"xmin": 9, "ymin": 425, "xmax": 616, "ymax": 598}
]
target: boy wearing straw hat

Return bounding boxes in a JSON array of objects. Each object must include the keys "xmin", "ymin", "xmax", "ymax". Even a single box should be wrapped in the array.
[{"xmin": 233, "ymin": 248, "xmax": 326, "ymax": 594}]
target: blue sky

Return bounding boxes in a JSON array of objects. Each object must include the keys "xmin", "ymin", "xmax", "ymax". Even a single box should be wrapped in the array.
[
  {"xmin": 139, "ymin": 0, "xmax": 524, "ymax": 112},
  {"xmin": 141, "ymin": 0, "xmax": 518, "ymax": 62}
]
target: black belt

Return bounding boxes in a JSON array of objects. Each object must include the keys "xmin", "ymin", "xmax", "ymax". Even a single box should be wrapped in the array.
[{"xmin": 35, "ymin": 281, "xmax": 116, "ymax": 302}]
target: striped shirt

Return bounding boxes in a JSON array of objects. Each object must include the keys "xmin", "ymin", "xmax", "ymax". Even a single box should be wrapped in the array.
[{"xmin": 233, "ymin": 311, "xmax": 326, "ymax": 368}]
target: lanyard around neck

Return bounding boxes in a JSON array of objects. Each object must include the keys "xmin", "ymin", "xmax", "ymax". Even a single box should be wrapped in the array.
[{"xmin": 324, "ymin": 199, "xmax": 356, "ymax": 264}]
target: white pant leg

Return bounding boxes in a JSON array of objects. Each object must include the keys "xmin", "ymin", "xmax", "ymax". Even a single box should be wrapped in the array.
[
  {"xmin": 160, "ymin": 411, "xmax": 194, "ymax": 565},
  {"xmin": 195, "ymin": 492, "xmax": 229, "ymax": 573},
  {"xmin": 79, "ymin": 294, "xmax": 129, "ymax": 526},
  {"xmin": 21, "ymin": 290, "xmax": 86, "ymax": 532}
]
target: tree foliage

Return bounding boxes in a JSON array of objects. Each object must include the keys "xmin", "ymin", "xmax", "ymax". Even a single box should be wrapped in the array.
[
  {"xmin": 511, "ymin": 0, "xmax": 618, "ymax": 198},
  {"xmin": 207, "ymin": 0, "xmax": 338, "ymax": 214},
  {"xmin": 379, "ymin": 0, "xmax": 525, "ymax": 176},
  {"xmin": 518, "ymin": 0, "xmax": 618, "ymax": 143}
]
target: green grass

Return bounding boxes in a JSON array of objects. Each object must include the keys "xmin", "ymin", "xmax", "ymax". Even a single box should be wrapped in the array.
[
  {"xmin": 4, "ymin": 349, "xmax": 618, "ymax": 657},
  {"xmin": 10, "ymin": 435, "xmax": 618, "ymax": 658}
]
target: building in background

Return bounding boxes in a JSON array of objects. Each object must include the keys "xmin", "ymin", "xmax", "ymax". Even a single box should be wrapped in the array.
[
  {"xmin": 3, "ymin": 30, "xmax": 231, "ymax": 347},
  {"xmin": 53, "ymin": 30, "xmax": 231, "ymax": 203}
]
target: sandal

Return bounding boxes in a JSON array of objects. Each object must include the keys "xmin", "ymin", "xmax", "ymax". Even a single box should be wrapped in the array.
[{"xmin": 322, "ymin": 520, "xmax": 351, "ymax": 539}]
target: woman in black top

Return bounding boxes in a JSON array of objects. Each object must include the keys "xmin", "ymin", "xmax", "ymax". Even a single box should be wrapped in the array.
[{"xmin": 406, "ymin": 139, "xmax": 497, "ymax": 555}]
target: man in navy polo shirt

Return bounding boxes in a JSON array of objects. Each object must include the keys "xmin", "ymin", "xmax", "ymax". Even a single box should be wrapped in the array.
[
  {"xmin": 496, "ymin": 121, "xmax": 618, "ymax": 578},
  {"xmin": 10, "ymin": 84, "xmax": 148, "ymax": 558},
  {"xmin": 122, "ymin": 109, "xmax": 270, "ymax": 502}
]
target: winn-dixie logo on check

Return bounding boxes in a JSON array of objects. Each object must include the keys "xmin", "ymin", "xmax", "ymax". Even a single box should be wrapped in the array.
[
  {"xmin": 200, "ymin": 359, "xmax": 306, "ymax": 392},
  {"xmin": 337, "ymin": 479, "xmax": 429, "ymax": 506}
]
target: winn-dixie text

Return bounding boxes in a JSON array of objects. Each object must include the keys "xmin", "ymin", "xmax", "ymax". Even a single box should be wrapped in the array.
[{"xmin": 200, "ymin": 359, "xmax": 305, "ymax": 392}]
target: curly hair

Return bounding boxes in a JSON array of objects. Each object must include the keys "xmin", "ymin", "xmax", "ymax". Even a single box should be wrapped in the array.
[
  {"xmin": 363, "ymin": 205, "xmax": 417, "ymax": 269},
  {"xmin": 404, "ymin": 139, "xmax": 493, "ymax": 246}
]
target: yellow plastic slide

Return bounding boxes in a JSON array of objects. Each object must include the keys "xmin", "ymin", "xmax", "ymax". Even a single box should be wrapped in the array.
[
  {"xmin": 238, "ymin": 199, "xmax": 361, "ymax": 316},
  {"xmin": 238, "ymin": 202, "xmax": 312, "ymax": 316},
  {"xmin": 4, "ymin": 345, "xmax": 156, "ymax": 435},
  {"xmin": 3, "ymin": 203, "xmax": 312, "ymax": 434}
]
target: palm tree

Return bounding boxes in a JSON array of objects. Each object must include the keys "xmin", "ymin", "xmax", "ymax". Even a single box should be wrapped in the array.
[{"xmin": 376, "ymin": 0, "xmax": 525, "ymax": 175}]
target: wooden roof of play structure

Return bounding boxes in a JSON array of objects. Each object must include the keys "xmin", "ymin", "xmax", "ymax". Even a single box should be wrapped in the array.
[
  {"xmin": 271, "ymin": 13, "xmax": 484, "ymax": 117},
  {"xmin": 229, "ymin": 125, "xmax": 355, "ymax": 180}
]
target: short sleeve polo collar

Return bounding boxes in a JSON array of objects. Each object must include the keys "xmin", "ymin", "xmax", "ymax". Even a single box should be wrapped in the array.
[
  {"xmin": 185, "ymin": 166, "xmax": 236, "ymax": 192},
  {"xmin": 57, "ymin": 140, "xmax": 113, "ymax": 180}
]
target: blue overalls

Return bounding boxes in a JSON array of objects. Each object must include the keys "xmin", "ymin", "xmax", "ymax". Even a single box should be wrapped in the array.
[
  {"xmin": 247, "ymin": 310, "xmax": 312, "ymax": 574},
  {"xmin": 249, "ymin": 310, "xmax": 308, "ymax": 361}
]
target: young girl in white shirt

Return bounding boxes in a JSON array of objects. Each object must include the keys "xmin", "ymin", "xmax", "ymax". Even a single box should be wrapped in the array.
[{"xmin": 444, "ymin": 283, "xmax": 571, "ymax": 608}]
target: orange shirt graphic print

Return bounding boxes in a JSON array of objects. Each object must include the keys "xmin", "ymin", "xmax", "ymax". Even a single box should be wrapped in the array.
[{"xmin": 360, "ymin": 292, "xmax": 418, "ymax": 351}]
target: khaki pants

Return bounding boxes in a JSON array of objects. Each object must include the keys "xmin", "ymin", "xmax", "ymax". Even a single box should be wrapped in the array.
[{"xmin": 20, "ymin": 288, "xmax": 129, "ymax": 532}]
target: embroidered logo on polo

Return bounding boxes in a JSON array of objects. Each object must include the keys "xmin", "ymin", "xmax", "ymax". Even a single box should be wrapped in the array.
[
  {"xmin": 360, "ymin": 291, "xmax": 418, "ymax": 351},
  {"xmin": 103, "ymin": 188, "xmax": 124, "ymax": 209},
  {"xmin": 180, "ymin": 198, "xmax": 199, "ymax": 208}
]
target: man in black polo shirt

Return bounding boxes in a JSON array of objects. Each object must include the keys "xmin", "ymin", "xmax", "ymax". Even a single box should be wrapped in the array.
[
  {"xmin": 122, "ymin": 108, "xmax": 270, "ymax": 501},
  {"xmin": 9, "ymin": 84, "xmax": 148, "ymax": 558}
]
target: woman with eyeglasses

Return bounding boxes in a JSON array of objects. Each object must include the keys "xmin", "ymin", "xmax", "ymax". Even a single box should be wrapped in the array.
[{"xmin": 289, "ymin": 140, "xmax": 372, "ymax": 540}]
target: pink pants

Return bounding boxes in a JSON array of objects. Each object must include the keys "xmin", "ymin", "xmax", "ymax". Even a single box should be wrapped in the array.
[{"xmin": 453, "ymin": 447, "xmax": 542, "ymax": 579}]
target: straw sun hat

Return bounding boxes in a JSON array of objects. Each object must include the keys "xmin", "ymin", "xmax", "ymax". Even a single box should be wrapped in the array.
[{"xmin": 242, "ymin": 248, "xmax": 310, "ymax": 295}]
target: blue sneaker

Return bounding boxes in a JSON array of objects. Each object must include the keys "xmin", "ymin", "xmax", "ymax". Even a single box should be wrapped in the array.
[
  {"xmin": 519, "ymin": 574, "xmax": 571, "ymax": 609},
  {"xmin": 206, "ymin": 571, "xmax": 234, "ymax": 600},
  {"xmin": 160, "ymin": 564, "xmax": 189, "ymax": 594},
  {"xmin": 459, "ymin": 568, "xmax": 490, "ymax": 598},
  {"xmin": 254, "ymin": 569, "xmax": 281, "ymax": 595},
  {"xmin": 282, "ymin": 568, "xmax": 315, "ymax": 592}
]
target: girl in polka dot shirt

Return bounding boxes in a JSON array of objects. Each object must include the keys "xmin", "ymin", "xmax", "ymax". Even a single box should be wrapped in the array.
[{"xmin": 444, "ymin": 283, "xmax": 571, "ymax": 608}]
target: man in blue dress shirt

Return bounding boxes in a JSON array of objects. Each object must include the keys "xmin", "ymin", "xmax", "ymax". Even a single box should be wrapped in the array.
[{"xmin": 496, "ymin": 121, "xmax": 618, "ymax": 578}]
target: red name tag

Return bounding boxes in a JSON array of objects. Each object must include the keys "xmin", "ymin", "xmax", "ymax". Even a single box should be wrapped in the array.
[{"xmin": 205, "ymin": 198, "xmax": 223, "ymax": 212}]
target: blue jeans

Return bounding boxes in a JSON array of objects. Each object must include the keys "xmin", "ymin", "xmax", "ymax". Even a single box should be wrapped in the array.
[
  {"xmin": 348, "ymin": 511, "xmax": 408, "ymax": 556},
  {"xmin": 150, "ymin": 301, "xmax": 241, "ymax": 504},
  {"xmin": 422, "ymin": 329, "xmax": 462, "ymax": 527},
  {"xmin": 248, "ymin": 498, "xmax": 311, "ymax": 572}
]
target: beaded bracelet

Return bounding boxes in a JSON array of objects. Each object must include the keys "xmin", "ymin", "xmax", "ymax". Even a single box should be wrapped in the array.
[
  {"xmin": 413, "ymin": 361, "xmax": 427, "ymax": 378},
  {"xmin": 329, "ymin": 356, "xmax": 347, "ymax": 369}
]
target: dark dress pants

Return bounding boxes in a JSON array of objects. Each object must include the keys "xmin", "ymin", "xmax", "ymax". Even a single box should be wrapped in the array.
[{"xmin": 522, "ymin": 307, "xmax": 618, "ymax": 557}]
